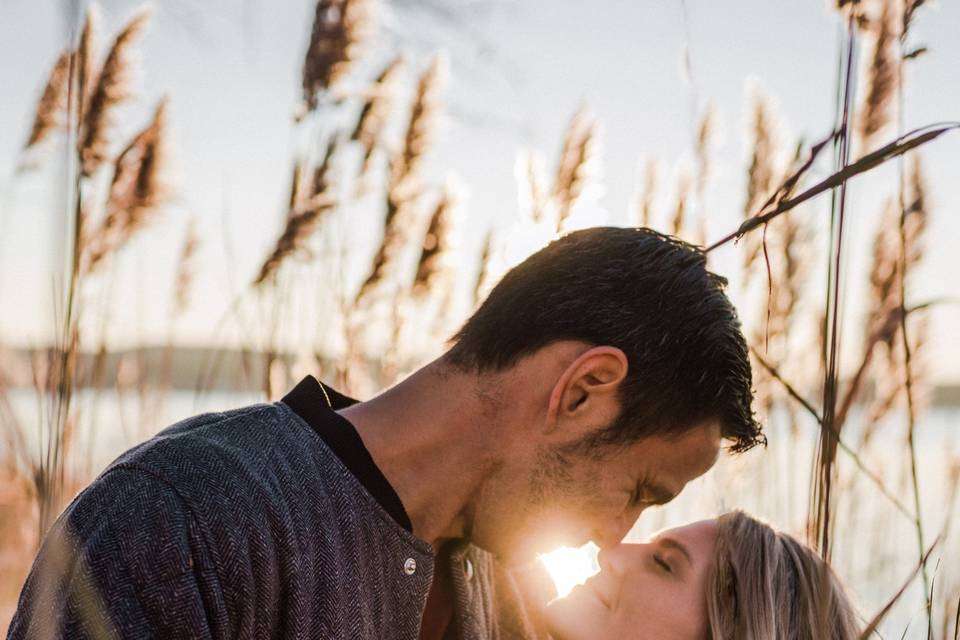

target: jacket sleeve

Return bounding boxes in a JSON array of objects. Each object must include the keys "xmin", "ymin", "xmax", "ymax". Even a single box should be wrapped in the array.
[{"xmin": 7, "ymin": 468, "xmax": 221, "ymax": 640}]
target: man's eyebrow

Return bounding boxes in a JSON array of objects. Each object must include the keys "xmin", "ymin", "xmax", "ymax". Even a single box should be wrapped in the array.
[
  {"xmin": 639, "ymin": 480, "xmax": 676, "ymax": 506},
  {"xmin": 658, "ymin": 537, "xmax": 692, "ymax": 565}
]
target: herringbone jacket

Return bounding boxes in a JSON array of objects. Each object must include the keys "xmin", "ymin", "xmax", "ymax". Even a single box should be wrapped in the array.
[{"xmin": 8, "ymin": 400, "xmax": 543, "ymax": 639}]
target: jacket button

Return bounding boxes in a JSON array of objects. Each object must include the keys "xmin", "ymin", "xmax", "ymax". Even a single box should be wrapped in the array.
[
  {"xmin": 464, "ymin": 558, "xmax": 474, "ymax": 581},
  {"xmin": 404, "ymin": 558, "xmax": 417, "ymax": 575}
]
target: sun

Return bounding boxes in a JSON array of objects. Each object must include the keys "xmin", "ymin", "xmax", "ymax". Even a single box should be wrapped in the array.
[{"xmin": 538, "ymin": 543, "xmax": 600, "ymax": 598}]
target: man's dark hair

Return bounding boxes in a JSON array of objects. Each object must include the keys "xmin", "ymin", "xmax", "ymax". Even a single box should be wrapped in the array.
[{"xmin": 444, "ymin": 226, "xmax": 763, "ymax": 453}]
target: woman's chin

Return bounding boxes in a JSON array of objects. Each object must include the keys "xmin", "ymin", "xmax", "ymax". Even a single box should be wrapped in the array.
[{"xmin": 544, "ymin": 583, "xmax": 607, "ymax": 640}]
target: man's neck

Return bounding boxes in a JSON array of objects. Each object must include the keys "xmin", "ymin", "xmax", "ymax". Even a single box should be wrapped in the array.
[{"xmin": 337, "ymin": 360, "xmax": 500, "ymax": 547}]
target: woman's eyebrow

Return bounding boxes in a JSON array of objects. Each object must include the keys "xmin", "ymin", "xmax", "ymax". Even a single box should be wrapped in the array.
[{"xmin": 658, "ymin": 537, "xmax": 692, "ymax": 566}]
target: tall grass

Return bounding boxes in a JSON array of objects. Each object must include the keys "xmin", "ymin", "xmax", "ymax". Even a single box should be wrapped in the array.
[{"xmin": 1, "ymin": 0, "xmax": 959, "ymax": 637}]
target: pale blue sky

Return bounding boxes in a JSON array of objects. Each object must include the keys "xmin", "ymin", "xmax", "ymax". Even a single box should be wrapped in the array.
[{"xmin": 1, "ymin": 0, "xmax": 958, "ymax": 381}]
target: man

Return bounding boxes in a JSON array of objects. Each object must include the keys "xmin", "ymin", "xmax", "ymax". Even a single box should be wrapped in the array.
[{"xmin": 9, "ymin": 227, "xmax": 762, "ymax": 639}]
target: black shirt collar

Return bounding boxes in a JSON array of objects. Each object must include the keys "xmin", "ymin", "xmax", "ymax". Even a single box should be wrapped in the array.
[{"xmin": 281, "ymin": 375, "xmax": 413, "ymax": 533}]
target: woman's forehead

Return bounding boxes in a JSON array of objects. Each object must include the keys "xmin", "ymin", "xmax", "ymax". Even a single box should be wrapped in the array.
[{"xmin": 653, "ymin": 519, "xmax": 719, "ymax": 549}]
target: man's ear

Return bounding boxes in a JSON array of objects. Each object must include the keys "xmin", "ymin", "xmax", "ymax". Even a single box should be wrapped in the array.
[{"xmin": 544, "ymin": 346, "xmax": 628, "ymax": 436}]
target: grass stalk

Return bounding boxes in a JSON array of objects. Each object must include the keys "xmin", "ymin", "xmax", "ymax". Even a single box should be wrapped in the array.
[
  {"xmin": 750, "ymin": 347, "xmax": 914, "ymax": 522},
  {"xmin": 814, "ymin": 7, "xmax": 858, "ymax": 565},
  {"xmin": 894, "ymin": 10, "xmax": 932, "ymax": 626}
]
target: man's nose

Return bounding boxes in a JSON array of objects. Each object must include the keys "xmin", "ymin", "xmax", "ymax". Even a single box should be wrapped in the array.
[
  {"xmin": 597, "ymin": 542, "xmax": 632, "ymax": 575},
  {"xmin": 593, "ymin": 508, "xmax": 642, "ymax": 550}
]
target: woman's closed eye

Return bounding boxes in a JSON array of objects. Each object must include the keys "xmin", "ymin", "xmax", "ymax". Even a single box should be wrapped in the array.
[{"xmin": 653, "ymin": 553, "xmax": 672, "ymax": 574}]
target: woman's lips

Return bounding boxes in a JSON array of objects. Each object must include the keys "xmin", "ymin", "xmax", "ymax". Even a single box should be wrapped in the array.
[{"xmin": 585, "ymin": 575, "xmax": 612, "ymax": 609}]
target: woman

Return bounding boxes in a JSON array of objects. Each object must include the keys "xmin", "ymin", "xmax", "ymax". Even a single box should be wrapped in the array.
[{"xmin": 542, "ymin": 511, "xmax": 861, "ymax": 640}]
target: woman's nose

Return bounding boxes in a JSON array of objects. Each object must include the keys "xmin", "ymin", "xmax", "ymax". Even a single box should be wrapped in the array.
[
  {"xmin": 598, "ymin": 543, "xmax": 627, "ymax": 575},
  {"xmin": 599, "ymin": 543, "xmax": 644, "ymax": 576}
]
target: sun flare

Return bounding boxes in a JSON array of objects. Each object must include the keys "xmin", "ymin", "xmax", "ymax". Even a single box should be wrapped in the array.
[{"xmin": 538, "ymin": 543, "xmax": 600, "ymax": 598}]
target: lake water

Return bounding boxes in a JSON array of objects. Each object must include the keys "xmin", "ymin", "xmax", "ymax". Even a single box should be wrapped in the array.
[{"xmin": 2, "ymin": 388, "xmax": 958, "ymax": 638}]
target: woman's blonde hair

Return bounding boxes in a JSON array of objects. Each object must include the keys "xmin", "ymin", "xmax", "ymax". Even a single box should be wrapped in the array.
[{"xmin": 705, "ymin": 511, "xmax": 861, "ymax": 640}]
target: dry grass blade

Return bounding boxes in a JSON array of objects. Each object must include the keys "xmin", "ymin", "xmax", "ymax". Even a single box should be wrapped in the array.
[
  {"xmin": 857, "ymin": 536, "xmax": 941, "ymax": 640},
  {"xmin": 301, "ymin": 0, "xmax": 377, "ymax": 113},
  {"xmin": 705, "ymin": 122, "xmax": 958, "ymax": 253},
  {"xmin": 79, "ymin": 7, "xmax": 151, "ymax": 177},
  {"xmin": 858, "ymin": 0, "xmax": 899, "ymax": 152},
  {"xmin": 553, "ymin": 108, "xmax": 596, "ymax": 230},
  {"xmin": 84, "ymin": 98, "xmax": 169, "ymax": 274},
  {"xmin": 22, "ymin": 51, "xmax": 72, "ymax": 152},
  {"xmin": 898, "ymin": 145, "xmax": 932, "ymax": 631}
]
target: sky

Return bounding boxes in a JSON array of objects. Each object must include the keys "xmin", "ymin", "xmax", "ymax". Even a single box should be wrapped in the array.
[{"xmin": 0, "ymin": 0, "xmax": 959, "ymax": 382}]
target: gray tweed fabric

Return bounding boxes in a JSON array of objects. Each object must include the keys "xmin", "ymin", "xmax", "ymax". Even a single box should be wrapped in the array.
[{"xmin": 7, "ymin": 401, "xmax": 512, "ymax": 639}]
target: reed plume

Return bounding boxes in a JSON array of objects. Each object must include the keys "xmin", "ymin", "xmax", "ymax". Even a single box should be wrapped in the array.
[
  {"xmin": 670, "ymin": 171, "xmax": 691, "ymax": 238},
  {"xmin": 473, "ymin": 229, "xmax": 494, "ymax": 306},
  {"xmin": 23, "ymin": 7, "xmax": 99, "ymax": 153},
  {"xmin": 398, "ymin": 53, "xmax": 446, "ymax": 182},
  {"xmin": 254, "ymin": 141, "xmax": 340, "ymax": 287},
  {"xmin": 310, "ymin": 139, "xmax": 338, "ymax": 199},
  {"xmin": 286, "ymin": 159, "xmax": 305, "ymax": 217},
  {"xmin": 694, "ymin": 108, "xmax": 713, "ymax": 203},
  {"xmin": 749, "ymin": 146, "xmax": 810, "ymax": 423},
  {"xmin": 635, "ymin": 158, "xmax": 658, "ymax": 228},
  {"xmin": 902, "ymin": 153, "xmax": 928, "ymax": 264},
  {"xmin": 355, "ymin": 55, "xmax": 447, "ymax": 303},
  {"xmin": 832, "ymin": 198, "xmax": 901, "ymax": 432},
  {"xmin": 690, "ymin": 108, "xmax": 715, "ymax": 243},
  {"xmin": 900, "ymin": 0, "xmax": 927, "ymax": 51},
  {"xmin": 843, "ymin": 158, "xmax": 928, "ymax": 438},
  {"xmin": 553, "ymin": 108, "xmax": 596, "ymax": 231},
  {"xmin": 301, "ymin": 0, "xmax": 377, "ymax": 114},
  {"xmin": 84, "ymin": 98, "xmax": 168, "ymax": 274},
  {"xmin": 413, "ymin": 182, "xmax": 457, "ymax": 296},
  {"xmin": 79, "ymin": 7, "xmax": 151, "ymax": 177},
  {"xmin": 353, "ymin": 177, "xmax": 405, "ymax": 302},
  {"xmin": 173, "ymin": 219, "xmax": 200, "ymax": 313},
  {"xmin": 23, "ymin": 51, "xmax": 72, "ymax": 152},
  {"xmin": 75, "ymin": 5, "xmax": 99, "ymax": 119},
  {"xmin": 519, "ymin": 151, "xmax": 549, "ymax": 225},
  {"xmin": 743, "ymin": 92, "xmax": 778, "ymax": 281},
  {"xmin": 351, "ymin": 56, "xmax": 403, "ymax": 175},
  {"xmin": 858, "ymin": 0, "xmax": 899, "ymax": 153}
]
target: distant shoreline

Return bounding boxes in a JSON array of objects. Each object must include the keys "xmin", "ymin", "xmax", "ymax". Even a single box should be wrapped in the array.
[{"xmin": 2, "ymin": 345, "xmax": 960, "ymax": 406}]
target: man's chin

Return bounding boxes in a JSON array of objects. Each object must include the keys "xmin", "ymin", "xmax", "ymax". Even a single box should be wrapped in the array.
[{"xmin": 488, "ymin": 544, "xmax": 536, "ymax": 569}]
